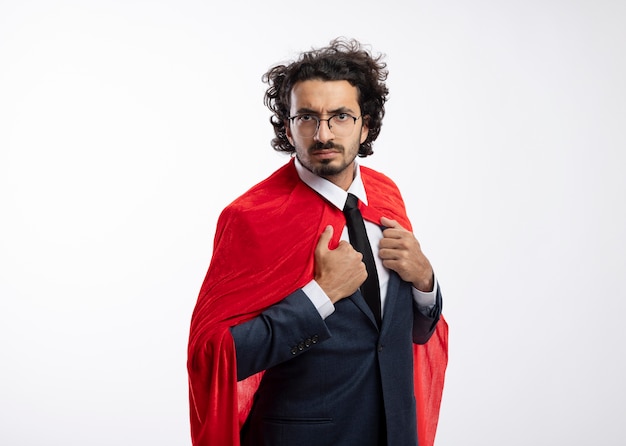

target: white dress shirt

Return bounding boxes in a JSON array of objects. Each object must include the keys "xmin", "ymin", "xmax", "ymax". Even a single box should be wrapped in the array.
[{"xmin": 294, "ymin": 157, "xmax": 437, "ymax": 320}]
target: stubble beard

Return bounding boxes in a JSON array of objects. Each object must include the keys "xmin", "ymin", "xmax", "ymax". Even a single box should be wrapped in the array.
[
  {"xmin": 314, "ymin": 158, "xmax": 345, "ymax": 177},
  {"xmin": 298, "ymin": 141, "xmax": 358, "ymax": 178}
]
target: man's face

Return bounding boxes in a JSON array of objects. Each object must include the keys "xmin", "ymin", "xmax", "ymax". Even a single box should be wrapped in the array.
[{"xmin": 286, "ymin": 79, "xmax": 369, "ymax": 191}]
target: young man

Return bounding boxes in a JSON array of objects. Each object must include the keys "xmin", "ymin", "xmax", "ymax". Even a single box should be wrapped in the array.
[{"xmin": 188, "ymin": 38, "xmax": 448, "ymax": 446}]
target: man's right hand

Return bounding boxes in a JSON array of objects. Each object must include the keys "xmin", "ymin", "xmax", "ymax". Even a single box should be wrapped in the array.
[{"xmin": 314, "ymin": 225, "xmax": 367, "ymax": 303}]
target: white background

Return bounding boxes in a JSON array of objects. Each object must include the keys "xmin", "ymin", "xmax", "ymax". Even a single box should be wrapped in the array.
[{"xmin": 1, "ymin": 1, "xmax": 625, "ymax": 445}]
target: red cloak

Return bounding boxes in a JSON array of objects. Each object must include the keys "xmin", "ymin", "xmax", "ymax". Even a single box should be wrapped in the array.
[{"xmin": 188, "ymin": 159, "xmax": 448, "ymax": 445}]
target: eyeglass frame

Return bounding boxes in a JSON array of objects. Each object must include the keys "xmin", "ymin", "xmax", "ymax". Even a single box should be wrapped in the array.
[{"xmin": 287, "ymin": 113, "xmax": 362, "ymax": 137}]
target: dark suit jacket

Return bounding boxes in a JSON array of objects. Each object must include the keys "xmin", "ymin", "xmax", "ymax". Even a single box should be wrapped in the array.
[{"xmin": 231, "ymin": 272, "xmax": 442, "ymax": 446}]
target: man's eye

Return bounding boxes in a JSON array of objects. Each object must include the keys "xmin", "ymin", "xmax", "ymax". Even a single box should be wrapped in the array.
[
  {"xmin": 299, "ymin": 114, "xmax": 314, "ymax": 122},
  {"xmin": 335, "ymin": 113, "xmax": 350, "ymax": 121}
]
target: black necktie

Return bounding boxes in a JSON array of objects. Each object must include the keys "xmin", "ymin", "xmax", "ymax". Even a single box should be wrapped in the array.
[{"xmin": 343, "ymin": 193, "xmax": 381, "ymax": 326}]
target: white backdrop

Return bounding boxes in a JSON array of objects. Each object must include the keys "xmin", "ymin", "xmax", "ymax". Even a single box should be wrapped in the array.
[{"xmin": 1, "ymin": 1, "xmax": 625, "ymax": 445}]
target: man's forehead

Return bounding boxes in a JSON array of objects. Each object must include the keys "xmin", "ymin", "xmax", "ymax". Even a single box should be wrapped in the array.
[{"xmin": 289, "ymin": 79, "xmax": 359, "ymax": 111}]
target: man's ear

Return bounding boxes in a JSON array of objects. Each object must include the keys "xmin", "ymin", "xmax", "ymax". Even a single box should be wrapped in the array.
[
  {"xmin": 360, "ymin": 115, "xmax": 370, "ymax": 144},
  {"xmin": 285, "ymin": 120, "xmax": 295, "ymax": 146}
]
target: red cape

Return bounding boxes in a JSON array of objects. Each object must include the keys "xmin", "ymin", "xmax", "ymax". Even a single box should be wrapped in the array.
[{"xmin": 188, "ymin": 159, "xmax": 448, "ymax": 445}]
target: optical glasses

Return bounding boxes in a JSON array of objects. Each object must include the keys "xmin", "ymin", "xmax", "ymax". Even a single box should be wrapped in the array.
[{"xmin": 288, "ymin": 113, "xmax": 361, "ymax": 138}]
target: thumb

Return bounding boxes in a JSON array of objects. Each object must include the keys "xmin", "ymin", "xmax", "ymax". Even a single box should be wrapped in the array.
[
  {"xmin": 316, "ymin": 225, "xmax": 334, "ymax": 251},
  {"xmin": 380, "ymin": 216, "xmax": 403, "ymax": 229}
]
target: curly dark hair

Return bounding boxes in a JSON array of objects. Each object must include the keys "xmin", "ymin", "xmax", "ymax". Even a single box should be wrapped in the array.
[{"xmin": 263, "ymin": 37, "xmax": 389, "ymax": 157}]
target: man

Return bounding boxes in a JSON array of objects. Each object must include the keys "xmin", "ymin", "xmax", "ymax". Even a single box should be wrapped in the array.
[{"xmin": 188, "ymin": 38, "xmax": 448, "ymax": 446}]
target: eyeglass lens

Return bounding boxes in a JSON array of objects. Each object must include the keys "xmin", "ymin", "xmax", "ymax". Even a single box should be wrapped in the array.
[{"xmin": 293, "ymin": 115, "xmax": 357, "ymax": 137}]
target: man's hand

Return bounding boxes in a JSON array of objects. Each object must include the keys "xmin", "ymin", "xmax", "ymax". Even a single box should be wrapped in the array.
[
  {"xmin": 314, "ymin": 225, "xmax": 367, "ymax": 303},
  {"xmin": 379, "ymin": 217, "xmax": 434, "ymax": 292}
]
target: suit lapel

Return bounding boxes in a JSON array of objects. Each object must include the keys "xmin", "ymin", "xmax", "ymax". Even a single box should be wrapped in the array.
[
  {"xmin": 347, "ymin": 272, "xmax": 403, "ymax": 331},
  {"xmin": 347, "ymin": 291, "xmax": 379, "ymax": 329},
  {"xmin": 379, "ymin": 271, "xmax": 401, "ymax": 334}
]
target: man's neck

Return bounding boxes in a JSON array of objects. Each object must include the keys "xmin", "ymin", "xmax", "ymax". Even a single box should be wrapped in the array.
[{"xmin": 293, "ymin": 157, "xmax": 368, "ymax": 210}]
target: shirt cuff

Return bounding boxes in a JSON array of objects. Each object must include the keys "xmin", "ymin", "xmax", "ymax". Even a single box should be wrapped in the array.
[
  {"xmin": 412, "ymin": 276, "xmax": 438, "ymax": 311},
  {"xmin": 302, "ymin": 280, "xmax": 335, "ymax": 319}
]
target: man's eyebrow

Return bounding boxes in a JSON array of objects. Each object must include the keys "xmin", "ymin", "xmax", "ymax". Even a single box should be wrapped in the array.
[{"xmin": 293, "ymin": 106, "xmax": 357, "ymax": 115}]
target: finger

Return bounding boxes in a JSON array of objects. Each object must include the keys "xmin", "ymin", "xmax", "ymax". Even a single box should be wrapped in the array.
[
  {"xmin": 381, "ymin": 216, "xmax": 405, "ymax": 230},
  {"xmin": 316, "ymin": 225, "xmax": 334, "ymax": 251},
  {"xmin": 379, "ymin": 236, "xmax": 403, "ymax": 249},
  {"xmin": 378, "ymin": 246, "xmax": 398, "ymax": 259}
]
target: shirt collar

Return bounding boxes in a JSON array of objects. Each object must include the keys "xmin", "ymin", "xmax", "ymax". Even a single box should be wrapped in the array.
[{"xmin": 294, "ymin": 156, "xmax": 368, "ymax": 210}]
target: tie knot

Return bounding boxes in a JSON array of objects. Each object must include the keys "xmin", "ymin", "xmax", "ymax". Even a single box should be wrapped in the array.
[{"xmin": 344, "ymin": 193, "xmax": 359, "ymax": 212}]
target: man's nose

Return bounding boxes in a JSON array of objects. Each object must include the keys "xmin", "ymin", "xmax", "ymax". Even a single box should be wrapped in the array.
[{"xmin": 314, "ymin": 119, "xmax": 334, "ymax": 143}]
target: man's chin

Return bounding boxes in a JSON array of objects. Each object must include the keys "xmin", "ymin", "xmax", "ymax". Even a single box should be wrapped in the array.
[{"xmin": 313, "ymin": 160, "xmax": 345, "ymax": 177}]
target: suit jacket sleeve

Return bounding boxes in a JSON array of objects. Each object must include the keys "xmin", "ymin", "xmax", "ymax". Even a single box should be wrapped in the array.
[
  {"xmin": 412, "ymin": 281, "xmax": 443, "ymax": 345},
  {"xmin": 230, "ymin": 289, "xmax": 332, "ymax": 381}
]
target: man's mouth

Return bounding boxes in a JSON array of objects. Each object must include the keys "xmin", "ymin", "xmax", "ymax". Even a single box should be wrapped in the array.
[
  {"xmin": 311, "ymin": 143, "xmax": 342, "ymax": 157},
  {"xmin": 311, "ymin": 149, "xmax": 339, "ymax": 160}
]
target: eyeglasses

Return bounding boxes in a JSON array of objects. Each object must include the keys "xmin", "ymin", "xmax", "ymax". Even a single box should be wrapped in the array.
[{"xmin": 288, "ymin": 113, "xmax": 361, "ymax": 138}]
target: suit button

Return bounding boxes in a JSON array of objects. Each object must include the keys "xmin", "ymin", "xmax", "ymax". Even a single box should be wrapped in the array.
[
  {"xmin": 291, "ymin": 347, "xmax": 298, "ymax": 355},
  {"xmin": 298, "ymin": 342, "xmax": 305, "ymax": 351},
  {"xmin": 304, "ymin": 338, "xmax": 312, "ymax": 347},
  {"xmin": 377, "ymin": 344, "xmax": 384, "ymax": 352},
  {"xmin": 311, "ymin": 335, "xmax": 319, "ymax": 344}
]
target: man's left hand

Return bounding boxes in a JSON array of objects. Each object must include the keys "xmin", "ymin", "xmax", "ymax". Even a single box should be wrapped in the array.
[{"xmin": 378, "ymin": 217, "xmax": 434, "ymax": 292}]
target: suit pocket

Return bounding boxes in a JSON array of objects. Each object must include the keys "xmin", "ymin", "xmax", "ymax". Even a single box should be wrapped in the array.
[
  {"xmin": 259, "ymin": 417, "xmax": 334, "ymax": 446},
  {"xmin": 263, "ymin": 416, "xmax": 332, "ymax": 424}
]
